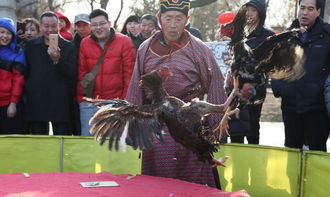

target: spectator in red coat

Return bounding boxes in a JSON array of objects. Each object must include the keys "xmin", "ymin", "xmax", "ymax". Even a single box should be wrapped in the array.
[
  {"xmin": 54, "ymin": 11, "xmax": 73, "ymax": 40},
  {"xmin": 77, "ymin": 9, "xmax": 136, "ymax": 136},
  {"xmin": 0, "ymin": 18, "xmax": 27, "ymax": 134}
]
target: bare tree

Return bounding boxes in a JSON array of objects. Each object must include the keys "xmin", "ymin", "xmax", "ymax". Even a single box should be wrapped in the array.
[
  {"xmin": 16, "ymin": 0, "xmax": 38, "ymax": 11},
  {"xmin": 87, "ymin": 0, "xmax": 99, "ymax": 11},
  {"xmin": 191, "ymin": 0, "xmax": 217, "ymax": 8},
  {"xmin": 190, "ymin": 0, "xmax": 246, "ymax": 41},
  {"xmin": 128, "ymin": 0, "xmax": 219, "ymax": 16},
  {"xmin": 267, "ymin": 0, "xmax": 297, "ymax": 31},
  {"xmin": 86, "ymin": 0, "xmax": 109, "ymax": 11},
  {"xmin": 16, "ymin": 0, "xmax": 39, "ymax": 18},
  {"xmin": 113, "ymin": 0, "xmax": 124, "ymax": 29},
  {"xmin": 100, "ymin": 0, "xmax": 109, "ymax": 9},
  {"xmin": 16, "ymin": 0, "xmax": 75, "ymax": 19},
  {"xmin": 47, "ymin": 0, "xmax": 75, "ymax": 11},
  {"xmin": 127, "ymin": 0, "xmax": 297, "ymax": 41},
  {"xmin": 129, "ymin": 0, "xmax": 159, "ymax": 16}
]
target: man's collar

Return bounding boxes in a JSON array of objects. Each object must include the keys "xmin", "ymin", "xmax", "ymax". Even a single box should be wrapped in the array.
[
  {"xmin": 157, "ymin": 29, "xmax": 190, "ymax": 47},
  {"xmin": 149, "ymin": 30, "xmax": 190, "ymax": 56},
  {"xmin": 290, "ymin": 17, "xmax": 322, "ymax": 32}
]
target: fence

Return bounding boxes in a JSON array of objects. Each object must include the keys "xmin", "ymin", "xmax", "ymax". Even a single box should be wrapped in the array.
[{"xmin": 1, "ymin": 136, "xmax": 329, "ymax": 197}]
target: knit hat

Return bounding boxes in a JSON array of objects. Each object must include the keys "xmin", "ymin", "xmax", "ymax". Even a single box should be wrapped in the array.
[{"xmin": 160, "ymin": 0, "xmax": 190, "ymax": 16}]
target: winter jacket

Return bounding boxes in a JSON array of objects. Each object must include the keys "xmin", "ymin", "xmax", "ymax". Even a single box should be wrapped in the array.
[
  {"xmin": 245, "ymin": 26, "xmax": 274, "ymax": 101},
  {"xmin": 54, "ymin": 11, "xmax": 73, "ymax": 40},
  {"xmin": 228, "ymin": 108, "xmax": 250, "ymax": 137},
  {"xmin": 0, "ymin": 18, "xmax": 27, "ymax": 106},
  {"xmin": 24, "ymin": 36, "xmax": 77, "ymax": 122},
  {"xmin": 272, "ymin": 18, "xmax": 330, "ymax": 113},
  {"xmin": 228, "ymin": 0, "xmax": 273, "ymax": 137},
  {"xmin": 72, "ymin": 33, "xmax": 83, "ymax": 51},
  {"xmin": 77, "ymin": 28, "xmax": 136, "ymax": 103},
  {"xmin": 245, "ymin": 0, "xmax": 274, "ymax": 101},
  {"xmin": 129, "ymin": 32, "xmax": 144, "ymax": 50},
  {"xmin": 324, "ymin": 74, "xmax": 330, "ymax": 118}
]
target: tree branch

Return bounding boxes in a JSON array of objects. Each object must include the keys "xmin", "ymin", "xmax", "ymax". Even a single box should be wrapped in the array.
[
  {"xmin": 190, "ymin": 0, "xmax": 217, "ymax": 8},
  {"xmin": 113, "ymin": 0, "xmax": 124, "ymax": 29},
  {"xmin": 100, "ymin": 0, "xmax": 109, "ymax": 9},
  {"xmin": 16, "ymin": 0, "xmax": 38, "ymax": 12}
]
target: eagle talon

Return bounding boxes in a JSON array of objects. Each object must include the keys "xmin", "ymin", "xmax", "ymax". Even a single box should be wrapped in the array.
[
  {"xmin": 211, "ymin": 156, "xmax": 229, "ymax": 168},
  {"xmin": 214, "ymin": 107, "xmax": 240, "ymax": 140}
]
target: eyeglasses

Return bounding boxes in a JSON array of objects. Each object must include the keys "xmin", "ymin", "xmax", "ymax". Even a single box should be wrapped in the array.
[{"xmin": 91, "ymin": 22, "xmax": 108, "ymax": 28}]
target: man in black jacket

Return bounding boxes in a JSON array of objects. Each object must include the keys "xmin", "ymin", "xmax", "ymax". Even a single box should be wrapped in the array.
[
  {"xmin": 24, "ymin": 11, "xmax": 77, "ymax": 135},
  {"xmin": 72, "ymin": 13, "xmax": 91, "ymax": 51},
  {"xmin": 228, "ymin": 0, "xmax": 274, "ymax": 144},
  {"xmin": 272, "ymin": 0, "xmax": 330, "ymax": 151},
  {"xmin": 68, "ymin": 13, "xmax": 92, "ymax": 136}
]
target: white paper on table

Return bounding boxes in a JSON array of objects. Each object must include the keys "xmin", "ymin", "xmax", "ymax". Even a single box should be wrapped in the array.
[{"xmin": 80, "ymin": 181, "xmax": 120, "ymax": 188}]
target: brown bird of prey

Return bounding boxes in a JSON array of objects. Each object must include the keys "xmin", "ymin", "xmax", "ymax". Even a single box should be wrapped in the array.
[
  {"xmin": 87, "ymin": 67, "xmax": 238, "ymax": 167},
  {"xmin": 214, "ymin": 6, "xmax": 305, "ymax": 137}
]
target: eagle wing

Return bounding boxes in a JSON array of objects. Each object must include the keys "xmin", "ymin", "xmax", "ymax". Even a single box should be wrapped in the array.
[
  {"xmin": 89, "ymin": 102, "xmax": 164, "ymax": 151},
  {"xmin": 252, "ymin": 30, "xmax": 305, "ymax": 81}
]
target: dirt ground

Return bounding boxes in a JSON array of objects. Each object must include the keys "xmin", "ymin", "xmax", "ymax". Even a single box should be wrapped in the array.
[{"xmin": 260, "ymin": 89, "xmax": 283, "ymax": 122}]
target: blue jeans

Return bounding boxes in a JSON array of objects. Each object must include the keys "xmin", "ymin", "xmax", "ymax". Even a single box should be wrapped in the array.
[{"xmin": 79, "ymin": 101, "xmax": 99, "ymax": 136}]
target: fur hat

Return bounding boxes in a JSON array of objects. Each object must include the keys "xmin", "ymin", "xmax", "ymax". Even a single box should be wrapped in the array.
[{"xmin": 160, "ymin": 0, "xmax": 190, "ymax": 16}]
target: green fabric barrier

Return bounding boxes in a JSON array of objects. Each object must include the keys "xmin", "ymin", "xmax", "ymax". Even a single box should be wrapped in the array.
[
  {"xmin": 62, "ymin": 137, "xmax": 141, "ymax": 174},
  {"xmin": 301, "ymin": 151, "xmax": 330, "ymax": 197},
  {"xmin": 0, "ymin": 135, "xmax": 60, "ymax": 173},
  {"xmin": 1, "ymin": 135, "xmax": 330, "ymax": 197},
  {"xmin": 0, "ymin": 135, "xmax": 141, "ymax": 175},
  {"xmin": 215, "ymin": 143, "xmax": 302, "ymax": 197}
]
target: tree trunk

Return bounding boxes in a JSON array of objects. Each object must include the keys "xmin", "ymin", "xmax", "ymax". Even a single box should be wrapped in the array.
[
  {"xmin": 87, "ymin": 0, "xmax": 97, "ymax": 12},
  {"xmin": 113, "ymin": 0, "xmax": 123, "ymax": 29},
  {"xmin": 100, "ymin": 0, "xmax": 109, "ymax": 9},
  {"xmin": 190, "ymin": 0, "xmax": 217, "ymax": 8},
  {"xmin": 0, "ymin": 0, "xmax": 16, "ymax": 21},
  {"xmin": 48, "ymin": 0, "xmax": 54, "ymax": 11}
]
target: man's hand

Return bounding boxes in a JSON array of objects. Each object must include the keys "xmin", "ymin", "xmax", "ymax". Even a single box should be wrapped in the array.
[
  {"xmin": 7, "ymin": 102, "xmax": 17, "ymax": 118},
  {"xmin": 48, "ymin": 46, "xmax": 61, "ymax": 63}
]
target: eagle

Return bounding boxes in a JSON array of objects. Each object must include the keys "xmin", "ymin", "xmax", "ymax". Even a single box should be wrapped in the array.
[
  {"xmin": 214, "ymin": 6, "xmax": 305, "ymax": 137},
  {"xmin": 86, "ymin": 67, "xmax": 238, "ymax": 167}
]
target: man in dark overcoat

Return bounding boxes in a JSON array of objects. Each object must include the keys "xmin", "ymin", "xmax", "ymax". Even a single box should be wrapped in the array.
[
  {"xmin": 272, "ymin": 0, "xmax": 330, "ymax": 151},
  {"xmin": 24, "ymin": 11, "xmax": 77, "ymax": 135}
]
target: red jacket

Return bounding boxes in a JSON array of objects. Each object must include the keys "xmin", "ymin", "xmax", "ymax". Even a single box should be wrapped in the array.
[
  {"xmin": 54, "ymin": 11, "xmax": 73, "ymax": 40},
  {"xmin": 0, "ymin": 66, "xmax": 25, "ymax": 106},
  {"xmin": 0, "ymin": 18, "xmax": 26, "ymax": 106},
  {"xmin": 77, "ymin": 29, "xmax": 136, "ymax": 103}
]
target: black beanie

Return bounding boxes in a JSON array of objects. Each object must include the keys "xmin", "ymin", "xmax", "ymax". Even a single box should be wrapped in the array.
[{"xmin": 160, "ymin": 0, "xmax": 190, "ymax": 16}]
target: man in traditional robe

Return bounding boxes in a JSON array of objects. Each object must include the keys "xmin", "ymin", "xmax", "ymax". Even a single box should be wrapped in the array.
[{"xmin": 126, "ymin": 0, "xmax": 227, "ymax": 188}]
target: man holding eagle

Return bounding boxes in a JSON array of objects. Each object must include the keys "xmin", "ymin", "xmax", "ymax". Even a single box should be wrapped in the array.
[{"xmin": 125, "ymin": 0, "xmax": 227, "ymax": 188}]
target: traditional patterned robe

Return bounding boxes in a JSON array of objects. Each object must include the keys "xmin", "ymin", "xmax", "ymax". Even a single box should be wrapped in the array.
[{"xmin": 126, "ymin": 30, "xmax": 227, "ymax": 187}]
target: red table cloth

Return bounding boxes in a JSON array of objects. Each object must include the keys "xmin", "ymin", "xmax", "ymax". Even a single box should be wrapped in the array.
[{"xmin": 0, "ymin": 172, "xmax": 249, "ymax": 197}]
